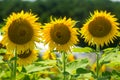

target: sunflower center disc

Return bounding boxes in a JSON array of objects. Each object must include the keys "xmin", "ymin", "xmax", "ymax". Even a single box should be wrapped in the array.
[
  {"xmin": 50, "ymin": 23, "xmax": 70, "ymax": 44},
  {"xmin": 18, "ymin": 50, "xmax": 31, "ymax": 58},
  {"xmin": 8, "ymin": 19, "xmax": 33, "ymax": 44},
  {"xmin": 88, "ymin": 17, "xmax": 112, "ymax": 37},
  {"xmin": 19, "ymin": 30, "xmax": 26, "ymax": 36}
]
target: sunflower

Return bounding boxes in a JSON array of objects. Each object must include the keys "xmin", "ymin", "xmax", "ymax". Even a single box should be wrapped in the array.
[
  {"xmin": 67, "ymin": 53, "xmax": 75, "ymax": 62},
  {"xmin": 43, "ymin": 17, "xmax": 78, "ymax": 52},
  {"xmin": 1, "ymin": 11, "xmax": 41, "ymax": 53},
  {"xmin": 80, "ymin": 10, "xmax": 119, "ymax": 47},
  {"xmin": 42, "ymin": 50, "xmax": 56, "ymax": 60},
  {"xmin": 17, "ymin": 49, "xmax": 38, "ymax": 66}
]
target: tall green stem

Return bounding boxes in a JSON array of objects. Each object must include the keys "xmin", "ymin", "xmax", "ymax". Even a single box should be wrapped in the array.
[
  {"xmin": 12, "ymin": 49, "xmax": 17, "ymax": 80},
  {"xmin": 62, "ymin": 51, "xmax": 66, "ymax": 80},
  {"xmin": 96, "ymin": 45, "xmax": 100, "ymax": 80},
  {"xmin": 14, "ymin": 51, "xmax": 17, "ymax": 80}
]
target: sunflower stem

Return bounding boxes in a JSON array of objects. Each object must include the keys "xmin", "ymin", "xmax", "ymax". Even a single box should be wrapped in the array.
[
  {"xmin": 96, "ymin": 45, "xmax": 100, "ymax": 80},
  {"xmin": 62, "ymin": 51, "xmax": 66, "ymax": 80},
  {"xmin": 12, "ymin": 49, "xmax": 17, "ymax": 80}
]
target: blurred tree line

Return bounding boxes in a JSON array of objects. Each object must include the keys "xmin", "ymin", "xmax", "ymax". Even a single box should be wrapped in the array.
[
  {"xmin": 0, "ymin": 0, "xmax": 120, "ymax": 25},
  {"xmin": 0, "ymin": 0, "xmax": 120, "ymax": 48}
]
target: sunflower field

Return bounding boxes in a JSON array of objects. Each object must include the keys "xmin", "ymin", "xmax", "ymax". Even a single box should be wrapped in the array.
[{"xmin": 0, "ymin": 0, "xmax": 120, "ymax": 80}]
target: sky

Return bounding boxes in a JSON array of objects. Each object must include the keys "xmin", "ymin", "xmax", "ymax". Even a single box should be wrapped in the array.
[
  {"xmin": 23, "ymin": 0, "xmax": 120, "ymax": 1},
  {"xmin": 22, "ymin": 0, "xmax": 36, "ymax": 1},
  {"xmin": 29, "ymin": 0, "xmax": 120, "ymax": 1},
  {"xmin": 111, "ymin": 0, "xmax": 120, "ymax": 1},
  {"xmin": 0, "ymin": 0, "xmax": 120, "ymax": 2},
  {"xmin": 111, "ymin": 0, "xmax": 120, "ymax": 2}
]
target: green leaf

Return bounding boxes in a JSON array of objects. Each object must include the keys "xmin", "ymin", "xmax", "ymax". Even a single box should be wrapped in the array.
[
  {"xmin": 76, "ymin": 68, "xmax": 90, "ymax": 74},
  {"xmin": 17, "ymin": 66, "xmax": 27, "ymax": 73},
  {"xmin": 22, "ymin": 66, "xmax": 27, "ymax": 73},
  {"xmin": 17, "ymin": 67, "xmax": 23, "ymax": 72},
  {"xmin": 100, "ymin": 61, "xmax": 110, "ymax": 66},
  {"xmin": 111, "ymin": 70, "xmax": 120, "ymax": 79},
  {"xmin": 112, "ymin": 70, "xmax": 120, "ymax": 76},
  {"xmin": 10, "ymin": 56, "xmax": 17, "ymax": 61},
  {"xmin": 0, "ymin": 49, "xmax": 6, "ymax": 54},
  {"xmin": 100, "ymin": 52, "xmax": 118, "ymax": 63},
  {"xmin": 0, "ymin": 56, "xmax": 3, "ymax": 61},
  {"xmin": 34, "ymin": 60, "xmax": 56, "ymax": 65},
  {"xmin": 103, "ymin": 47, "xmax": 114, "ymax": 52},
  {"xmin": 25, "ymin": 64, "xmax": 52, "ymax": 73},
  {"xmin": 72, "ymin": 47, "xmax": 94, "ymax": 53},
  {"xmin": 16, "ymin": 73, "xmax": 25, "ymax": 80},
  {"xmin": 102, "ymin": 71, "xmax": 111, "ymax": 79},
  {"xmin": 23, "ymin": 75, "xmax": 30, "ymax": 80},
  {"xmin": 103, "ymin": 47, "xmax": 115, "ymax": 55},
  {"xmin": 66, "ymin": 58, "xmax": 88, "ymax": 74},
  {"xmin": 38, "ymin": 77, "xmax": 51, "ymax": 80}
]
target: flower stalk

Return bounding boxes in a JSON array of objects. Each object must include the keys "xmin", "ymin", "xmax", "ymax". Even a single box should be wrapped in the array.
[
  {"xmin": 96, "ymin": 45, "xmax": 100, "ymax": 79},
  {"xmin": 11, "ymin": 49, "xmax": 17, "ymax": 80},
  {"xmin": 62, "ymin": 51, "xmax": 66, "ymax": 80}
]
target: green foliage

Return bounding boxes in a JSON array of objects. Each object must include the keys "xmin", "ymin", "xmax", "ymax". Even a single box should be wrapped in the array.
[
  {"xmin": 76, "ymin": 68, "xmax": 90, "ymax": 74},
  {"xmin": 66, "ymin": 58, "xmax": 88, "ymax": 74},
  {"xmin": 25, "ymin": 64, "xmax": 52, "ymax": 73},
  {"xmin": 0, "ymin": 45, "xmax": 120, "ymax": 79},
  {"xmin": 72, "ymin": 47, "xmax": 95, "ymax": 53},
  {"xmin": 34, "ymin": 60, "xmax": 56, "ymax": 66}
]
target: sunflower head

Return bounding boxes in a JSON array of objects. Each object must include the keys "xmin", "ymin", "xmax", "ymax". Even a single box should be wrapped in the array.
[
  {"xmin": 100, "ymin": 64, "xmax": 106, "ymax": 73},
  {"xmin": 67, "ymin": 53, "xmax": 75, "ymax": 62},
  {"xmin": 80, "ymin": 10, "xmax": 119, "ymax": 47},
  {"xmin": 42, "ymin": 50, "xmax": 56, "ymax": 60},
  {"xmin": 91, "ymin": 63, "xmax": 97, "ymax": 72},
  {"xmin": 2, "ymin": 11, "xmax": 41, "ymax": 53},
  {"xmin": 17, "ymin": 49, "xmax": 38, "ymax": 66},
  {"xmin": 43, "ymin": 17, "xmax": 79, "ymax": 52}
]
